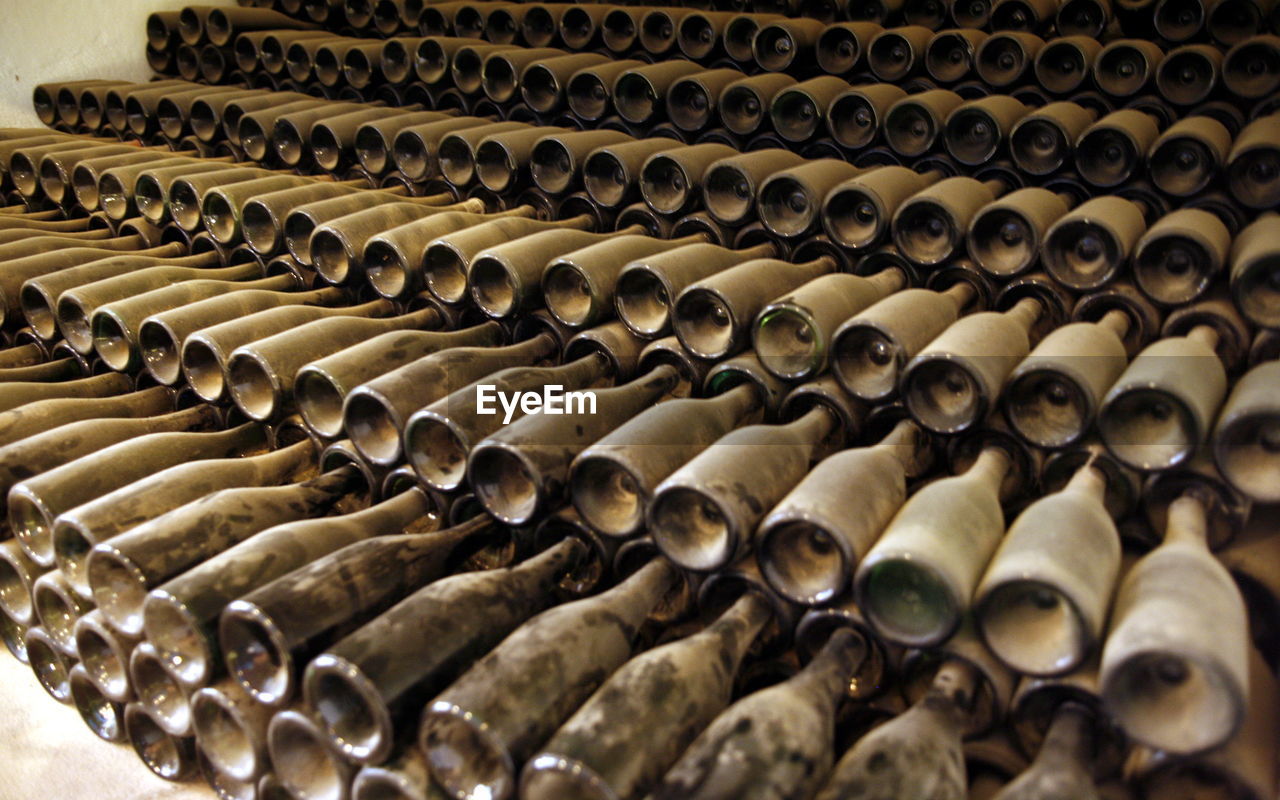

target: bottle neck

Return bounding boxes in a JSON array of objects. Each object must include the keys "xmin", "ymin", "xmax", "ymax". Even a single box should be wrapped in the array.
[
  {"xmin": 923, "ymin": 658, "xmax": 980, "ymax": 726},
  {"xmin": 698, "ymin": 589, "xmax": 773, "ymax": 671},
  {"xmin": 783, "ymin": 405, "xmax": 839, "ymax": 449},
  {"xmin": 496, "ymin": 333, "xmax": 559, "ymax": 363},
  {"xmin": 549, "ymin": 352, "xmax": 613, "ymax": 387},
  {"xmin": 792, "ymin": 627, "xmax": 866, "ymax": 703},
  {"xmin": 941, "ymin": 280, "xmax": 976, "ymax": 311},
  {"xmin": 345, "ymin": 487, "xmax": 437, "ymax": 535},
  {"xmin": 1185, "ymin": 324, "xmax": 1219, "ymax": 352},
  {"xmin": 1064, "ymin": 461, "xmax": 1108, "ymax": 505},
  {"xmin": 514, "ymin": 537, "xmax": 588, "ymax": 585},
  {"xmin": 247, "ymin": 439, "xmax": 318, "ymax": 481},
  {"xmin": 238, "ymin": 273, "xmax": 303, "ymax": 292},
  {"xmin": 966, "ymin": 446, "xmax": 1012, "ymax": 494},
  {"xmin": 598, "ymin": 556, "xmax": 680, "ymax": 627},
  {"xmin": 384, "ymin": 305, "xmax": 445, "ymax": 331},
  {"xmin": 1162, "ymin": 493, "xmax": 1210, "ymax": 550},
  {"xmin": 737, "ymin": 242, "xmax": 780, "ymax": 260},
  {"xmin": 875, "ymin": 418, "xmax": 933, "ymax": 479},
  {"xmin": 706, "ymin": 381, "xmax": 763, "ymax": 425},
  {"xmin": 1095, "ymin": 309, "xmax": 1131, "ymax": 339},
  {"xmin": 1002, "ymin": 296, "xmax": 1042, "ymax": 333},
  {"xmin": 868, "ymin": 266, "xmax": 908, "ymax": 298},
  {"xmin": 1035, "ymin": 703, "xmax": 1095, "ymax": 769},
  {"xmin": 292, "ymin": 286, "xmax": 349, "ymax": 306},
  {"xmin": 167, "ymin": 250, "xmax": 224, "ymax": 268},
  {"xmin": 554, "ymin": 213, "xmax": 596, "ymax": 232},
  {"xmin": 326, "ymin": 298, "xmax": 398, "ymax": 319}
]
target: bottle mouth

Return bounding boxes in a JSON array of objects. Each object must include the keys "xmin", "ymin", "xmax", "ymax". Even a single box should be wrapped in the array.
[
  {"xmin": 650, "ymin": 486, "xmax": 737, "ymax": 572},
  {"xmin": 1005, "ymin": 367, "xmax": 1092, "ymax": 449},
  {"xmin": 759, "ymin": 521, "xmax": 848, "ymax": 606}
]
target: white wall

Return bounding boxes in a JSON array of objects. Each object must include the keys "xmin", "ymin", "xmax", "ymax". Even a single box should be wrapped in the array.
[{"xmin": 0, "ymin": 0, "xmax": 233, "ymax": 127}]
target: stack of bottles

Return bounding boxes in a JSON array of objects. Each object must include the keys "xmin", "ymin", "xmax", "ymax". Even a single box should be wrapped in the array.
[{"xmin": 0, "ymin": 1, "xmax": 1278, "ymax": 799}]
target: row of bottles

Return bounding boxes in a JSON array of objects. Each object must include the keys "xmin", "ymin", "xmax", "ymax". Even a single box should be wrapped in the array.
[{"xmin": 0, "ymin": 4, "xmax": 1276, "ymax": 797}]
